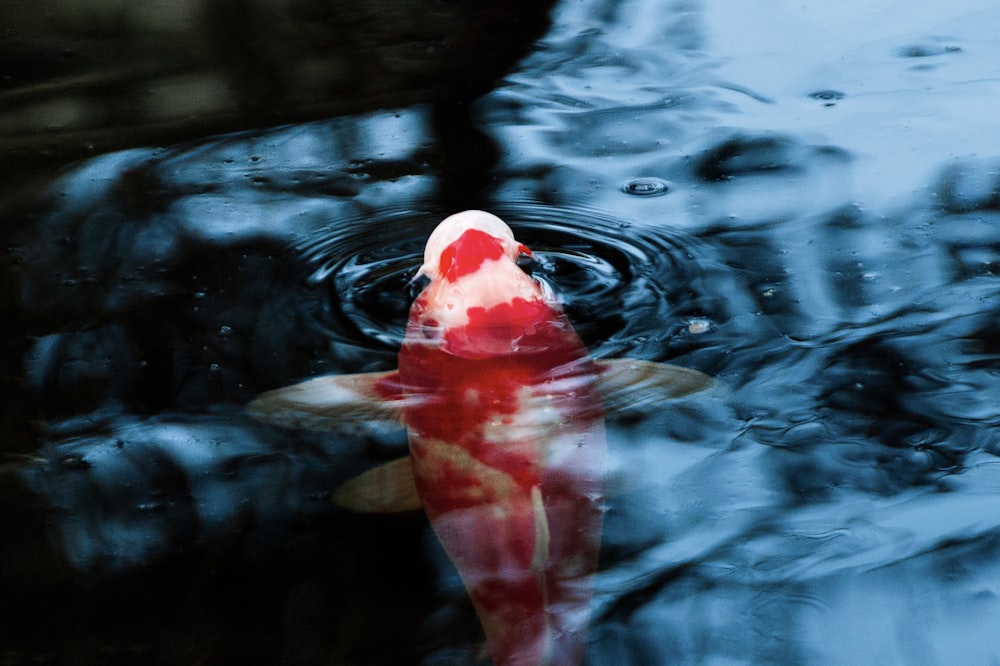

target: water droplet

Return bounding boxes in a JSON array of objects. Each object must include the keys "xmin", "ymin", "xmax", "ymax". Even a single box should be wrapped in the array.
[
  {"xmin": 621, "ymin": 178, "xmax": 670, "ymax": 196},
  {"xmin": 687, "ymin": 318, "xmax": 712, "ymax": 334},
  {"xmin": 809, "ymin": 90, "xmax": 845, "ymax": 102},
  {"xmin": 58, "ymin": 455, "xmax": 91, "ymax": 470}
]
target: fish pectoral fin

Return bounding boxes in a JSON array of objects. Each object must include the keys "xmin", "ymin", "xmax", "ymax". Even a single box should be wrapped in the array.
[
  {"xmin": 595, "ymin": 358, "xmax": 716, "ymax": 415},
  {"xmin": 332, "ymin": 456, "xmax": 422, "ymax": 513},
  {"xmin": 247, "ymin": 370, "xmax": 406, "ymax": 431}
]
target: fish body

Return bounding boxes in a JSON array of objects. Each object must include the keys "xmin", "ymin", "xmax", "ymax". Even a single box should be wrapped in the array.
[
  {"xmin": 398, "ymin": 211, "xmax": 605, "ymax": 665},
  {"xmin": 247, "ymin": 211, "xmax": 715, "ymax": 663}
]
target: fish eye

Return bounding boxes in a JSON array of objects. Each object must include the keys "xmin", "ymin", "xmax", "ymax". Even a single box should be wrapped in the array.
[{"xmin": 408, "ymin": 272, "xmax": 430, "ymax": 297}]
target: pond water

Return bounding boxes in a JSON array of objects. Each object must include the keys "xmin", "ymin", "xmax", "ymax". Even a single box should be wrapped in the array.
[{"xmin": 2, "ymin": 1, "xmax": 1000, "ymax": 664}]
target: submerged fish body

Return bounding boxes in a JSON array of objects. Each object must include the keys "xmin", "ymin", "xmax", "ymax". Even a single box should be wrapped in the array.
[
  {"xmin": 247, "ymin": 211, "xmax": 716, "ymax": 664},
  {"xmin": 398, "ymin": 211, "xmax": 605, "ymax": 665}
]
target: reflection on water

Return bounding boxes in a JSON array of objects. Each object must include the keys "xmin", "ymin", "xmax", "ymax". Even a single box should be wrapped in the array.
[{"xmin": 2, "ymin": 0, "xmax": 1000, "ymax": 664}]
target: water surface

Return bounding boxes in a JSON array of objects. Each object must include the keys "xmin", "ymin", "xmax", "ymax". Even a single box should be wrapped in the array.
[{"xmin": 2, "ymin": 1, "xmax": 1000, "ymax": 664}]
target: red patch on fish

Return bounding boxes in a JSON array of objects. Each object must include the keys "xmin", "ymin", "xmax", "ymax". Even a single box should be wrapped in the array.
[
  {"xmin": 400, "ymin": 293, "xmax": 593, "ymax": 443},
  {"xmin": 438, "ymin": 228, "xmax": 507, "ymax": 282},
  {"xmin": 444, "ymin": 297, "xmax": 565, "ymax": 359}
]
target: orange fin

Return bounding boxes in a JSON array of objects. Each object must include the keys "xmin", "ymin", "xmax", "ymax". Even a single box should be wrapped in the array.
[
  {"xmin": 246, "ymin": 370, "xmax": 405, "ymax": 431},
  {"xmin": 332, "ymin": 456, "xmax": 421, "ymax": 513},
  {"xmin": 247, "ymin": 361, "xmax": 714, "ymax": 432},
  {"xmin": 595, "ymin": 358, "xmax": 716, "ymax": 415},
  {"xmin": 248, "ymin": 361, "xmax": 714, "ymax": 514}
]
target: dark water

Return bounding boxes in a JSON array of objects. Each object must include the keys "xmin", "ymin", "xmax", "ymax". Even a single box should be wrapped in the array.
[{"xmin": 3, "ymin": 1, "xmax": 1000, "ymax": 664}]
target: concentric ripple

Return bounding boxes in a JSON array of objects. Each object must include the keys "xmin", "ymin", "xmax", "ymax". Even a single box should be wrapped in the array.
[
  {"xmin": 296, "ymin": 209, "xmax": 437, "ymax": 354},
  {"xmin": 295, "ymin": 204, "xmax": 721, "ymax": 363}
]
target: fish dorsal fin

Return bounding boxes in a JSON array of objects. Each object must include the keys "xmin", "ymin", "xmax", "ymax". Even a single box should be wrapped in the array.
[{"xmin": 332, "ymin": 456, "xmax": 421, "ymax": 513}]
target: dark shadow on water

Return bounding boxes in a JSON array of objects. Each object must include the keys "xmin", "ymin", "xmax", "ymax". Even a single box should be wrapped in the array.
[
  {"xmin": 0, "ymin": 3, "xmax": 558, "ymax": 664},
  {"xmin": 0, "ymin": 0, "xmax": 557, "ymax": 211}
]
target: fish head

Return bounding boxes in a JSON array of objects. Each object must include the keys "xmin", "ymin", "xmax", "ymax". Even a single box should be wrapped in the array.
[
  {"xmin": 409, "ymin": 211, "xmax": 561, "ymax": 358},
  {"xmin": 417, "ymin": 210, "xmax": 531, "ymax": 283}
]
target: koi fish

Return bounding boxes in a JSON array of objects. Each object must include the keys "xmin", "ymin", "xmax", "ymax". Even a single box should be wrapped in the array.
[{"xmin": 249, "ymin": 211, "xmax": 713, "ymax": 665}]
